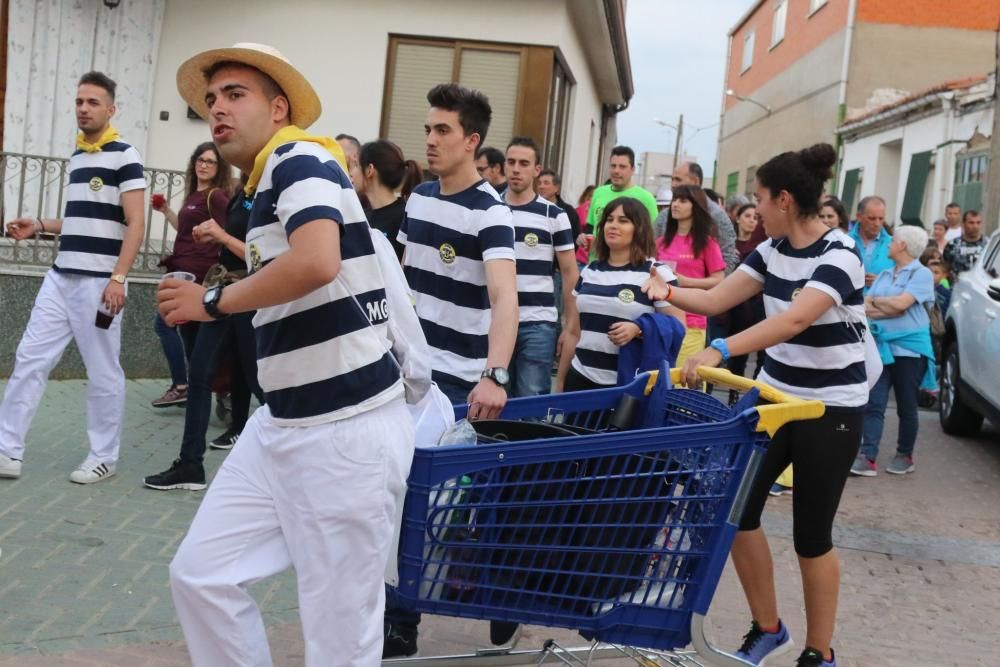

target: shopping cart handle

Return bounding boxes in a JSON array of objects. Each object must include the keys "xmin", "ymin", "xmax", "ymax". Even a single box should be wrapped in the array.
[{"xmin": 649, "ymin": 367, "xmax": 826, "ymax": 436}]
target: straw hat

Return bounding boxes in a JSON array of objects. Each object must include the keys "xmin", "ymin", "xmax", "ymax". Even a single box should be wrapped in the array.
[{"xmin": 176, "ymin": 43, "xmax": 322, "ymax": 129}]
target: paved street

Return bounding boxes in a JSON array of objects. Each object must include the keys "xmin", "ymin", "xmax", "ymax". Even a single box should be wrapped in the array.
[{"xmin": 0, "ymin": 380, "xmax": 998, "ymax": 666}]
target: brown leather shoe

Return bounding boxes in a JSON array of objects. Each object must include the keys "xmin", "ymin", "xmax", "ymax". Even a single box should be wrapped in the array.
[{"xmin": 151, "ymin": 385, "xmax": 188, "ymax": 408}]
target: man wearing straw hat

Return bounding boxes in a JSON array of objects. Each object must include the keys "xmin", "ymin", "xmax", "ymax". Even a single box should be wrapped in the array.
[{"xmin": 160, "ymin": 43, "xmax": 414, "ymax": 665}]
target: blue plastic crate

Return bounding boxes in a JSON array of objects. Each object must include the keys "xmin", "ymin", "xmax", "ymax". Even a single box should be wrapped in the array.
[{"xmin": 395, "ymin": 370, "xmax": 769, "ymax": 652}]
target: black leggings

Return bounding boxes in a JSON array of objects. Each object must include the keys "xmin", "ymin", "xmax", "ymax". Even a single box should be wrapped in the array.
[{"xmin": 738, "ymin": 407, "xmax": 863, "ymax": 558}]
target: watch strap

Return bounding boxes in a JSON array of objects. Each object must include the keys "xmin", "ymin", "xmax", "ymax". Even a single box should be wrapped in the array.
[
  {"xmin": 203, "ymin": 286, "xmax": 228, "ymax": 319},
  {"xmin": 709, "ymin": 338, "xmax": 731, "ymax": 363}
]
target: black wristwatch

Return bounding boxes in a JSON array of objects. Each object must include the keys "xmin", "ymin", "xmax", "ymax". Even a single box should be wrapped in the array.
[
  {"xmin": 202, "ymin": 285, "xmax": 229, "ymax": 320},
  {"xmin": 481, "ymin": 367, "xmax": 510, "ymax": 389}
]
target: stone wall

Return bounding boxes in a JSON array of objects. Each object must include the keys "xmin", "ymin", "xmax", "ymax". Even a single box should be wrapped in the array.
[{"xmin": 0, "ymin": 272, "xmax": 169, "ymax": 379}]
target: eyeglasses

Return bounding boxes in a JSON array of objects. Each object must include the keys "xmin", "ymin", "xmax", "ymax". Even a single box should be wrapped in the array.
[{"xmin": 196, "ymin": 158, "xmax": 218, "ymax": 166}]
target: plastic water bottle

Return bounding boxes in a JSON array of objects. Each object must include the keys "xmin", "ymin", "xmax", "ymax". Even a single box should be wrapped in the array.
[{"xmin": 438, "ymin": 419, "xmax": 478, "ymax": 445}]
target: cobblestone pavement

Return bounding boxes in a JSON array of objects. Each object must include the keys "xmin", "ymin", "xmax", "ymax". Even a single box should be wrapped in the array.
[{"xmin": 0, "ymin": 380, "xmax": 997, "ymax": 666}]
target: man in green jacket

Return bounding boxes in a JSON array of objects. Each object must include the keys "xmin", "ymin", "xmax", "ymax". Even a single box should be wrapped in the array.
[{"xmin": 585, "ymin": 145, "xmax": 658, "ymax": 261}]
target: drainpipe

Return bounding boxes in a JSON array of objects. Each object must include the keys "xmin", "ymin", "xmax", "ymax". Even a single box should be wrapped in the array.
[
  {"xmin": 834, "ymin": 0, "xmax": 858, "ymax": 192},
  {"xmin": 715, "ymin": 32, "xmax": 734, "ymax": 190}
]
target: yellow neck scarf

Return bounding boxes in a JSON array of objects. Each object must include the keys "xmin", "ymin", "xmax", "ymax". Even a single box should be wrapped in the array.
[
  {"xmin": 245, "ymin": 125, "xmax": 347, "ymax": 195},
  {"xmin": 76, "ymin": 125, "xmax": 120, "ymax": 153}
]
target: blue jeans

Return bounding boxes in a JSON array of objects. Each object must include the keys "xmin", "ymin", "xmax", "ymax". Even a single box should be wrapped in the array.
[
  {"xmin": 154, "ymin": 312, "xmax": 185, "ymax": 386},
  {"xmin": 861, "ymin": 356, "xmax": 926, "ymax": 460},
  {"xmin": 178, "ymin": 312, "xmax": 262, "ymax": 463},
  {"xmin": 510, "ymin": 321, "xmax": 557, "ymax": 398},
  {"xmin": 434, "ymin": 377, "xmax": 473, "ymax": 406},
  {"xmin": 154, "ymin": 312, "xmax": 197, "ymax": 386}
]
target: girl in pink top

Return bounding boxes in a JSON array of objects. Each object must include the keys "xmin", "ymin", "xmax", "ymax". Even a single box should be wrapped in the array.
[{"xmin": 655, "ymin": 184, "xmax": 726, "ymax": 366}]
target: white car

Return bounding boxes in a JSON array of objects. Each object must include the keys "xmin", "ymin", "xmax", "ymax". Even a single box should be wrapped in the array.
[{"xmin": 940, "ymin": 232, "xmax": 1000, "ymax": 435}]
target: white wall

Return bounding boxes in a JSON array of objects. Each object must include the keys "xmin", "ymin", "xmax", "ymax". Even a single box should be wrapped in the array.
[
  {"xmin": 839, "ymin": 103, "xmax": 995, "ymax": 225},
  {"xmin": 145, "ymin": 0, "xmax": 609, "ymax": 202}
]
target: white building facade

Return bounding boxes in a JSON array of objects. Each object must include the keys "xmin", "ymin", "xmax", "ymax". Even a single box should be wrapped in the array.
[
  {"xmin": 3, "ymin": 0, "xmax": 633, "ymax": 215},
  {"xmin": 836, "ymin": 75, "xmax": 993, "ymax": 226}
]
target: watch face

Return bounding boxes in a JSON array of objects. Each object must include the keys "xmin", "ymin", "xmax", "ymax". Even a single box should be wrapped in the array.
[
  {"xmin": 493, "ymin": 368, "xmax": 510, "ymax": 385},
  {"xmin": 203, "ymin": 287, "xmax": 217, "ymax": 305}
]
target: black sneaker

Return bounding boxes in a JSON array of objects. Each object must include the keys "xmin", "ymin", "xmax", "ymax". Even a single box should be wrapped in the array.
[
  {"xmin": 210, "ymin": 429, "xmax": 241, "ymax": 450},
  {"xmin": 797, "ymin": 647, "xmax": 836, "ymax": 667},
  {"xmin": 383, "ymin": 623, "xmax": 417, "ymax": 658},
  {"xmin": 143, "ymin": 459, "xmax": 206, "ymax": 491}
]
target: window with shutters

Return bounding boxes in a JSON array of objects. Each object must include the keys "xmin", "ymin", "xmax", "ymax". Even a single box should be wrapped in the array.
[
  {"xmin": 381, "ymin": 36, "xmax": 568, "ymax": 170},
  {"xmin": 741, "ymin": 31, "xmax": 755, "ymax": 73},
  {"xmin": 899, "ymin": 151, "xmax": 932, "ymax": 226},
  {"xmin": 771, "ymin": 1, "xmax": 787, "ymax": 48},
  {"xmin": 841, "ymin": 168, "xmax": 862, "ymax": 215},
  {"xmin": 544, "ymin": 57, "xmax": 573, "ymax": 174},
  {"xmin": 953, "ymin": 152, "xmax": 988, "ymax": 215}
]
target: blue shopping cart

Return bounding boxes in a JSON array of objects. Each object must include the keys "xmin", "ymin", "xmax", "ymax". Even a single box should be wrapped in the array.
[{"xmin": 386, "ymin": 366, "xmax": 823, "ymax": 666}]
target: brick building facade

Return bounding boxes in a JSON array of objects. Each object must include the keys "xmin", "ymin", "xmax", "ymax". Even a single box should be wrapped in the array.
[{"xmin": 717, "ymin": 0, "xmax": 1000, "ymax": 216}]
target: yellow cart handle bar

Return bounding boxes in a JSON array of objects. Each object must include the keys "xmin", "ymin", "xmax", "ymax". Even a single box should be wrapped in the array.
[{"xmin": 642, "ymin": 367, "xmax": 826, "ymax": 437}]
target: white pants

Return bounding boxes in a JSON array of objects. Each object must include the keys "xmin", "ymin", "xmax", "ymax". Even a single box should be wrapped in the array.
[
  {"xmin": 170, "ymin": 398, "xmax": 415, "ymax": 667},
  {"xmin": 0, "ymin": 270, "xmax": 125, "ymax": 463}
]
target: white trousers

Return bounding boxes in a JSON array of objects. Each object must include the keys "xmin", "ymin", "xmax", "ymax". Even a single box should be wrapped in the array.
[
  {"xmin": 0, "ymin": 270, "xmax": 125, "ymax": 463},
  {"xmin": 170, "ymin": 398, "xmax": 415, "ymax": 667}
]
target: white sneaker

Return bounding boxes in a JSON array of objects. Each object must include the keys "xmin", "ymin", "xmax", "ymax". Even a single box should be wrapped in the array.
[
  {"xmin": 69, "ymin": 459, "xmax": 116, "ymax": 484},
  {"xmin": 0, "ymin": 452, "xmax": 22, "ymax": 479}
]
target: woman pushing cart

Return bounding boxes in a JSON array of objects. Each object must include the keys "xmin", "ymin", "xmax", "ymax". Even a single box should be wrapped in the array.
[{"xmin": 386, "ymin": 143, "xmax": 868, "ymax": 667}]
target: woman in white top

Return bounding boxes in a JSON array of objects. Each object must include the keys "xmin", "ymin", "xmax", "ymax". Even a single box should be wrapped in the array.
[{"xmin": 645, "ymin": 144, "xmax": 866, "ymax": 667}]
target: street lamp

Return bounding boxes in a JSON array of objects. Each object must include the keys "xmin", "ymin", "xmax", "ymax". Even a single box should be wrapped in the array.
[
  {"xmin": 654, "ymin": 116, "xmax": 684, "ymax": 169},
  {"xmin": 726, "ymin": 89, "xmax": 772, "ymax": 115}
]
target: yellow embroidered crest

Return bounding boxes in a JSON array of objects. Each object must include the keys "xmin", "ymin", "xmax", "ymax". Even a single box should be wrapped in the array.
[
  {"xmin": 249, "ymin": 243, "xmax": 262, "ymax": 272},
  {"xmin": 439, "ymin": 243, "xmax": 456, "ymax": 264}
]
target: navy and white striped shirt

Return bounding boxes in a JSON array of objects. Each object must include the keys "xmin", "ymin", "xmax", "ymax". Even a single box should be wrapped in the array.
[
  {"xmin": 398, "ymin": 179, "xmax": 515, "ymax": 389},
  {"xmin": 54, "ymin": 141, "xmax": 145, "ymax": 277},
  {"xmin": 571, "ymin": 260, "xmax": 677, "ymax": 386},
  {"xmin": 510, "ymin": 194, "xmax": 574, "ymax": 323},
  {"xmin": 245, "ymin": 141, "xmax": 402, "ymax": 425},
  {"xmin": 739, "ymin": 229, "xmax": 868, "ymax": 407}
]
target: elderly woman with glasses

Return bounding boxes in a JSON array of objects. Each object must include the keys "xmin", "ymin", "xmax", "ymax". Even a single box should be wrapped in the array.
[{"xmin": 853, "ymin": 224, "xmax": 936, "ymax": 477}]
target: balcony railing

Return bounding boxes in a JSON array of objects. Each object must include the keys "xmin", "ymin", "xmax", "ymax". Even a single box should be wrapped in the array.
[{"xmin": 0, "ymin": 151, "xmax": 189, "ymax": 278}]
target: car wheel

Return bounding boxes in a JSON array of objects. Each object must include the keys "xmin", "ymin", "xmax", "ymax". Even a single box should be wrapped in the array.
[{"xmin": 939, "ymin": 343, "xmax": 984, "ymax": 436}]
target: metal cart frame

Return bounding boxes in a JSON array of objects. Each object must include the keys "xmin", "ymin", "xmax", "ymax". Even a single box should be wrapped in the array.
[{"xmin": 385, "ymin": 367, "xmax": 823, "ymax": 667}]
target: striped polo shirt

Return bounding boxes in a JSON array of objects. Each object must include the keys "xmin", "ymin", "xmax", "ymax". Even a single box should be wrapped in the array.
[
  {"xmin": 510, "ymin": 194, "xmax": 574, "ymax": 323},
  {"xmin": 245, "ymin": 140, "xmax": 402, "ymax": 425},
  {"xmin": 739, "ymin": 229, "xmax": 868, "ymax": 407},
  {"xmin": 571, "ymin": 260, "xmax": 678, "ymax": 386},
  {"xmin": 398, "ymin": 179, "xmax": 515, "ymax": 390},
  {"xmin": 54, "ymin": 141, "xmax": 145, "ymax": 276}
]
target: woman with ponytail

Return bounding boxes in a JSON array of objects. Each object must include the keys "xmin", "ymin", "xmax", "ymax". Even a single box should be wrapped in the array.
[
  {"xmin": 355, "ymin": 140, "xmax": 423, "ymax": 259},
  {"xmin": 644, "ymin": 144, "xmax": 867, "ymax": 667}
]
